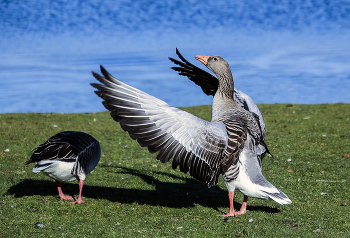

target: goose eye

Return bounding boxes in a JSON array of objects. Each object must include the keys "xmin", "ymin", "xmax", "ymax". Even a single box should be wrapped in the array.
[{"xmin": 213, "ymin": 57, "xmax": 217, "ymax": 61}]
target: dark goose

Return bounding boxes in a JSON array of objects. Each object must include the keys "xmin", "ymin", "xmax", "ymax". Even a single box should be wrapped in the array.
[{"xmin": 24, "ymin": 131, "xmax": 101, "ymax": 204}]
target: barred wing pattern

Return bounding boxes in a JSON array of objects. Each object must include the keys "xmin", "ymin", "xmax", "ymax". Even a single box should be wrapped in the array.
[
  {"xmin": 221, "ymin": 118, "xmax": 247, "ymax": 174},
  {"xmin": 223, "ymin": 109, "xmax": 271, "ymax": 172},
  {"xmin": 24, "ymin": 131, "xmax": 101, "ymax": 177},
  {"xmin": 91, "ymin": 66, "xmax": 229, "ymax": 187},
  {"xmin": 169, "ymin": 48, "xmax": 266, "ymax": 138}
]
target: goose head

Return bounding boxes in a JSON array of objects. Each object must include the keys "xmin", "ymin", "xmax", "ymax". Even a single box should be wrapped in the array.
[
  {"xmin": 196, "ymin": 54, "xmax": 234, "ymax": 98},
  {"xmin": 195, "ymin": 55, "xmax": 230, "ymax": 77}
]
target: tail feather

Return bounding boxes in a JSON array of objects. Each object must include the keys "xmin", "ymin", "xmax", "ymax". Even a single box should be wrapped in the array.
[
  {"xmin": 264, "ymin": 189, "xmax": 292, "ymax": 205},
  {"xmin": 32, "ymin": 162, "xmax": 53, "ymax": 173}
]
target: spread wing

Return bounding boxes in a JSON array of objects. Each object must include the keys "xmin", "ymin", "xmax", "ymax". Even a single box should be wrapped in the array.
[
  {"xmin": 169, "ymin": 48, "xmax": 219, "ymax": 96},
  {"xmin": 91, "ymin": 66, "xmax": 228, "ymax": 187}
]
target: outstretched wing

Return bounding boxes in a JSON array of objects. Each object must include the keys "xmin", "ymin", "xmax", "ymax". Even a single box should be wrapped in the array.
[
  {"xmin": 91, "ymin": 66, "xmax": 228, "ymax": 187},
  {"xmin": 169, "ymin": 48, "xmax": 219, "ymax": 96}
]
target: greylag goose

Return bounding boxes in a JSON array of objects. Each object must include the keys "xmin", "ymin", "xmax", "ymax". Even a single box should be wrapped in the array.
[
  {"xmin": 91, "ymin": 55, "xmax": 291, "ymax": 216},
  {"xmin": 24, "ymin": 131, "xmax": 101, "ymax": 204},
  {"xmin": 169, "ymin": 48, "xmax": 265, "ymax": 138}
]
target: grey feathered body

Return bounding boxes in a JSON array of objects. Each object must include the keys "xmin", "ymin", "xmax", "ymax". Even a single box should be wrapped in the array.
[
  {"xmin": 208, "ymin": 60, "xmax": 290, "ymax": 204},
  {"xmin": 91, "ymin": 62, "xmax": 291, "ymax": 205}
]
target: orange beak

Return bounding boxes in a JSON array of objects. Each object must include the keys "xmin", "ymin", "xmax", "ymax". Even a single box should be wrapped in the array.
[{"xmin": 195, "ymin": 55, "xmax": 210, "ymax": 65}]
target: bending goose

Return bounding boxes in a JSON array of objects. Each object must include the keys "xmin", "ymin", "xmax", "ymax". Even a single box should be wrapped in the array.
[
  {"xmin": 91, "ymin": 55, "xmax": 291, "ymax": 217},
  {"xmin": 24, "ymin": 131, "xmax": 101, "ymax": 204},
  {"xmin": 169, "ymin": 48, "xmax": 265, "ymax": 138}
]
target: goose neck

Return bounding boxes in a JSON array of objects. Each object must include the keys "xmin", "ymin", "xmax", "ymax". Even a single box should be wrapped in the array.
[{"xmin": 216, "ymin": 71, "xmax": 234, "ymax": 99}]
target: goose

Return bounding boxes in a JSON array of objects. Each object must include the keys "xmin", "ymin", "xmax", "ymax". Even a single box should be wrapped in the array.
[
  {"xmin": 24, "ymin": 131, "xmax": 101, "ymax": 204},
  {"xmin": 169, "ymin": 48, "xmax": 265, "ymax": 138},
  {"xmin": 91, "ymin": 55, "xmax": 291, "ymax": 217}
]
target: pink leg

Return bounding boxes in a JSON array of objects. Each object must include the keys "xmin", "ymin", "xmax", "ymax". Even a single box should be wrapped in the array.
[
  {"xmin": 234, "ymin": 195, "xmax": 248, "ymax": 217},
  {"xmin": 56, "ymin": 181, "xmax": 75, "ymax": 200},
  {"xmin": 69, "ymin": 179, "xmax": 85, "ymax": 204},
  {"xmin": 218, "ymin": 191, "xmax": 236, "ymax": 217}
]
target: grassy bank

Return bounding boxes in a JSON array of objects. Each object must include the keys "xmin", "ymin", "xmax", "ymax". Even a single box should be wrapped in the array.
[{"xmin": 1, "ymin": 104, "xmax": 349, "ymax": 237}]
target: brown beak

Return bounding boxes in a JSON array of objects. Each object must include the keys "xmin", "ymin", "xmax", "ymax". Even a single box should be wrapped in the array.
[{"xmin": 195, "ymin": 55, "xmax": 210, "ymax": 65}]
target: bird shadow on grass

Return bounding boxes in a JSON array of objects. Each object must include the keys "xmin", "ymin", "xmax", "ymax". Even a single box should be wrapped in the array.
[{"xmin": 5, "ymin": 166, "xmax": 279, "ymax": 215}]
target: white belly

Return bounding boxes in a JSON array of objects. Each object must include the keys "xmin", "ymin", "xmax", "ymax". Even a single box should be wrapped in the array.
[
  {"xmin": 229, "ymin": 164, "xmax": 269, "ymax": 199},
  {"xmin": 33, "ymin": 160, "xmax": 77, "ymax": 182},
  {"xmin": 223, "ymin": 143, "xmax": 277, "ymax": 200}
]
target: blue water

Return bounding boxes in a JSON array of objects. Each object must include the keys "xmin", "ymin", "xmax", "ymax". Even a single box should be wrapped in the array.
[{"xmin": 1, "ymin": 0, "xmax": 350, "ymax": 113}]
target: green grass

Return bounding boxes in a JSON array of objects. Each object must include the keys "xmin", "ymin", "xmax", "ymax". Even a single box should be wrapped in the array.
[{"xmin": 0, "ymin": 104, "xmax": 350, "ymax": 237}]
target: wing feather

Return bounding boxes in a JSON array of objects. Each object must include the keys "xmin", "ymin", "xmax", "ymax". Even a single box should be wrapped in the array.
[
  {"xmin": 169, "ymin": 48, "xmax": 219, "ymax": 96},
  {"xmin": 91, "ymin": 66, "xmax": 228, "ymax": 186}
]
